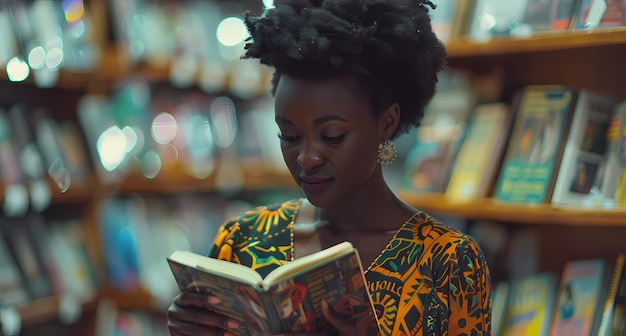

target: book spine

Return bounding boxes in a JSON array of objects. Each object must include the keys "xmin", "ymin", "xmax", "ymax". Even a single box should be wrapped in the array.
[{"xmin": 597, "ymin": 254, "xmax": 625, "ymax": 336}]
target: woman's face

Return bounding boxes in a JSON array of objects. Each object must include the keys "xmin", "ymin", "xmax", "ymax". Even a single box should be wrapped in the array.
[{"xmin": 274, "ymin": 75, "xmax": 383, "ymax": 207}]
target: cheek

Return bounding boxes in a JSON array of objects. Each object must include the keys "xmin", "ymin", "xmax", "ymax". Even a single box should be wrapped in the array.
[{"xmin": 281, "ymin": 145, "xmax": 299, "ymax": 168}]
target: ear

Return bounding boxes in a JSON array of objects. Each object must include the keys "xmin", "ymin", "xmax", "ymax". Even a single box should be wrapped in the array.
[{"xmin": 379, "ymin": 103, "xmax": 400, "ymax": 139}]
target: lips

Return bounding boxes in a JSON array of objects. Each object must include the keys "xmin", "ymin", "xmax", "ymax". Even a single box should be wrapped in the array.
[{"xmin": 299, "ymin": 175, "xmax": 333, "ymax": 194}]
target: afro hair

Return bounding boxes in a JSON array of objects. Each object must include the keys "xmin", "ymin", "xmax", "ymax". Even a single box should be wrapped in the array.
[{"xmin": 242, "ymin": 0, "xmax": 447, "ymax": 138}]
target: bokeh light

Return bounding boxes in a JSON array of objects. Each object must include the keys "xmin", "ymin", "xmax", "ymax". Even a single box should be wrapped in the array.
[
  {"xmin": 96, "ymin": 126, "xmax": 127, "ymax": 171},
  {"xmin": 216, "ymin": 17, "xmax": 247, "ymax": 47},
  {"xmin": 151, "ymin": 112, "xmax": 178, "ymax": 145},
  {"xmin": 6, "ymin": 57, "xmax": 30, "ymax": 82}
]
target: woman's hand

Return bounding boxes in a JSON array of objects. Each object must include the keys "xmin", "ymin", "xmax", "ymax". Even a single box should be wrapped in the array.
[
  {"xmin": 167, "ymin": 291, "xmax": 241, "ymax": 336},
  {"xmin": 276, "ymin": 300, "xmax": 379, "ymax": 336}
]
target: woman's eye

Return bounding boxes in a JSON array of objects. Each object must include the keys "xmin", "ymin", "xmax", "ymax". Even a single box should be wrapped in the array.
[
  {"xmin": 323, "ymin": 133, "xmax": 347, "ymax": 144},
  {"xmin": 277, "ymin": 133, "xmax": 299, "ymax": 143}
]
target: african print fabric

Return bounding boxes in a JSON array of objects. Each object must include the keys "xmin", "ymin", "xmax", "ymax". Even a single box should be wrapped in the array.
[{"xmin": 208, "ymin": 199, "xmax": 492, "ymax": 335}]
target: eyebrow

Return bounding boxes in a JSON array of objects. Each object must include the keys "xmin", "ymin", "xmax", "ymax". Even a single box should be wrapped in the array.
[{"xmin": 275, "ymin": 115, "xmax": 351, "ymax": 125}]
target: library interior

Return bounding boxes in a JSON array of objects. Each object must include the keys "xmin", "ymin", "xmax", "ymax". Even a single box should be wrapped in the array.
[{"xmin": 0, "ymin": 0, "xmax": 625, "ymax": 335}]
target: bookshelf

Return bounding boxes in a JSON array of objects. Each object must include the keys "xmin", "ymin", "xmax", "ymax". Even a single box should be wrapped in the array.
[
  {"xmin": 398, "ymin": 192, "xmax": 626, "ymax": 227},
  {"xmin": 1, "ymin": 2, "xmax": 626, "ymax": 333}
]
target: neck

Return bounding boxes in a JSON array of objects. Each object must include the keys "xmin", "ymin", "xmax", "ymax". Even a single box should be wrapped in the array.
[{"xmin": 316, "ymin": 174, "xmax": 415, "ymax": 232}]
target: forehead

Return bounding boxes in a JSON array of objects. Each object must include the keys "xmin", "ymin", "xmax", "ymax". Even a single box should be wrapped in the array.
[{"xmin": 274, "ymin": 75, "xmax": 372, "ymax": 119}]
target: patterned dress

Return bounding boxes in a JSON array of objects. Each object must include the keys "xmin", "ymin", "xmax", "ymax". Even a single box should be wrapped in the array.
[{"xmin": 209, "ymin": 199, "xmax": 491, "ymax": 336}]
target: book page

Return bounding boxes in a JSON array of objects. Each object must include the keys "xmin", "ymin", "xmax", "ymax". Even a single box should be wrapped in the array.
[
  {"xmin": 265, "ymin": 247, "xmax": 378, "ymax": 335},
  {"xmin": 263, "ymin": 241, "xmax": 354, "ymax": 285},
  {"xmin": 169, "ymin": 250, "xmax": 263, "ymax": 287}
]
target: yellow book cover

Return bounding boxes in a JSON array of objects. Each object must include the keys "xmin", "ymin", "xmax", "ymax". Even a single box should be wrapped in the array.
[
  {"xmin": 445, "ymin": 103, "xmax": 513, "ymax": 202},
  {"xmin": 500, "ymin": 273, "xmax": 558, "ymax": 336}
]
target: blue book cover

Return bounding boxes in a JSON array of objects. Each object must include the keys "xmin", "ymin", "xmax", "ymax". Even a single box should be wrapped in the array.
[
  {"xmin": 549, "ymin": 258, "xmax": 608, "ymax": 336},
  {"xmin": 494, "ymin": 86, "xmax": 576, "ymax": 203}
]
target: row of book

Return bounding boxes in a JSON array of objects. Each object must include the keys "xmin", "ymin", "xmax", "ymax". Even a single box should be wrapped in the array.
[
  {"xmin": 0, "ymin": 80, "xmax": 290, "ymax": 217},
  {"xmin": 399, "ymin": 78, "xmax": 626, "ymax": 209},
  {"xmin": 0, "ymin": 214, "xmax": 98, "ymax": 320},
  {"xmin": 433, "ymin": 0, "xmax": 626, "ymax": 43},
  {"xmin": 492, "ymin": 253, "xmax": 626, "ymax": 336}
]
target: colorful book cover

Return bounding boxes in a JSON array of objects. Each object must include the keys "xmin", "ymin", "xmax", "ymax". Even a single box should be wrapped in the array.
[
  {"xmin": 597, "ymin": 101, "xmax": 626, "ymax": 206},
  {"xmin": 599, "ymin": 0, "xmax": 626, "ymax": 27},
  {"xmin": 550, "ymin": 90, "xmax": 618, "ymax": 207},
  {"xmin": 612, "ymin": 101, "xmax": 626, "ymax": 206},
  {"xmin": 524, "ymin": 0, "xmax": 581, "ymax": 31},
  {"xmin": 494, "ymin": 86, "xmax": 576, "ymax": 204},
  {"xmin": 168, "ymin": 248, "xmax": 378, "ymax": 336},
  {"xmin": 549, "ymin": 258, "xmax": 608, "ymax": 336},
  {"xmin": 445, "ymin": 103, "xmax": 513, "ymax": 202},
  {"xmin": 500, "ymin": 272, "xmax": 558, "ymax": 336}
]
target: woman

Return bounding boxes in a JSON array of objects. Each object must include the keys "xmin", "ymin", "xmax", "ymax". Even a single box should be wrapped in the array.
[{"xmin": 167, "ymin": 0, "xmax": 492, "ymax": 335}]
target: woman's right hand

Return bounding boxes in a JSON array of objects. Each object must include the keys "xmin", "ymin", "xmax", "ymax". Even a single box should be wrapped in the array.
[{"xmin": 167, "ymin": 291, "xmax": 241, "ymax": 336}]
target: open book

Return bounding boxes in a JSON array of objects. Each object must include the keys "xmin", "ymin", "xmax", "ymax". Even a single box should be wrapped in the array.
[{"xmin": 167, "ymin": 242, "xmax": 379, "ymax": 336}]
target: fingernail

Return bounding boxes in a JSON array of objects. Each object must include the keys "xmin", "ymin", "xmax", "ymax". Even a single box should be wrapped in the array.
[
  {"xmin": 208, "ymin": 296, "xmax": 222, "ymax": 305},
  {"xmin": 228, "ymin": 319, "xmax": 240, "ymax": 329}
]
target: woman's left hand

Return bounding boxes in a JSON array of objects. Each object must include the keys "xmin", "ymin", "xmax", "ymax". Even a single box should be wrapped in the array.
[{"xmin": 276, "ymin": 300, "xmax": 378, "ymax": 336}]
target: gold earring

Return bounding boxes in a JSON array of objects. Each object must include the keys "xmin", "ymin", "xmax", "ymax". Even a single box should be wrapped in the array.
[{"xmin": 377, "ymin": 139, "xmax": 397, "ymax": 165}]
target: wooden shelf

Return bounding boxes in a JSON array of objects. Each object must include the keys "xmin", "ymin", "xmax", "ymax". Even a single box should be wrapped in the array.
[
  {"xmin": 112, "ymin": 162, "xmax": 296, "ymax": 195},
  {"xmin": 15, "ymin": 286, "xmax": 159, "ymax": 330},
  {"xmin": 16, "ymin": 296, "xmax": 98, "ymax": 328},
  {"xmin": 446, "ymin": 27, "xmax": 626, "ymax": 57},
  {"xmin": 398, "ymin": 191, "xmax": 626, "ymax": 227}
]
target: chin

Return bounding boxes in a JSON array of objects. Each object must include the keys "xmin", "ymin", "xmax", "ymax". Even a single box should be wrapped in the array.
[{"xmin": 303, "ymin": 194, "xmax": 335, "ymax": 209}]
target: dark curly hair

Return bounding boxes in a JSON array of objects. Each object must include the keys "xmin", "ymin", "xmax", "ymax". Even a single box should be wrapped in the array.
[{"xmin": 242, "ymin": 0, "xmax": 447, "ymax": 138}]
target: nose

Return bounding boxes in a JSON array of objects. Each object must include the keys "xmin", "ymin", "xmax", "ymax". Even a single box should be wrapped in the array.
[{"xmin": 296, "ymin": 141, "xmax": 324, "ymax": 169}]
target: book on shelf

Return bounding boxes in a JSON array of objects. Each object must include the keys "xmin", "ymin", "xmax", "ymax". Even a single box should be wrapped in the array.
[
  {"xmin": 610, "ymin": 101, "xmax": 626, "ymax": 207},
  {"xmin": 598, "ymin": 0, "xmax": 626, "ymax": 28},
  {"xmin": 499, "ymin": 272, "xmax": 558, "ymax": 336},
  {"xmin": 549, "ymin": 258, "xmax": 609, "ymax": 336},
  {"xmin": 494, "ymin": 85, "xmax": 576, "ymax": 204},
  {"xmin": 401, "ymin": 73, "xmax": 476, "ymax": 194},
  {"xmin": 167, "ymin": 241, "xmax": 379, "ymax": 336},
  {"xmin": 610, "ymin": 253, "xmax": 626, "ymax": 336},
  {"xmin": 0, "ymin": 225, "xmax": 29, "ymax": 307},
  {"xmin": 429, "ymin": 0, "xmax": 475, "ymax": 43},
  {"xmin": 550, "ymin": 90, "xmax": 619, "ymax": 207},
  {"xmin": 466, "ymin": 0, "xmax": 528, "ymax": 41},
  {"xmin": 573, "ymin": 0, "xmax": 609, "ymax": 29},
  {"xmin": 444, "ymin": 103, "xmax": 514, "ymax": 203},
  {"xmin": 523, "ymin": 0, "xmax": 582, "ymax": 32},
  {"xmin": 599, "ymin": 101, "xmax": 626, "ymax": 207},
  {"xmin": 597, "ymin": 253, "xmax": 625, "ymax": 336},
  {"xmin": 1, "ymin": 217, "xmax": 53, "ymax": 300},
  {"xmin": 491, "ymin": 281, "xmax": 511, "ymax": 336}
]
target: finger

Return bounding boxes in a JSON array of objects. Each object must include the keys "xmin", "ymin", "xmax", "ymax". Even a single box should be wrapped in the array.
[
  {"xmin": 321, "ymin": 300, "xmax": 355, "ymax": 335},
  {"xmin": 168, "ymin": 305, "xmax": 240, "ymax": 332},
  {"xmin": 168, "ymin": 318, "xmax": 240, "ymax": 336},
  {"xmin": 175, "ymin": 291, "xmax": 223, "ymax": 308}
]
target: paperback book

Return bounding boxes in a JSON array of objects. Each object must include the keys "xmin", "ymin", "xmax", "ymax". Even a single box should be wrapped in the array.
[
  {"xmin": 549, "ymin": 258, "xmax": 608, "ymax": 336},
  {"xmin": 494, "ymin": 85, "xmax": 576, "ymax": 204},
  {"xmin": 499, "ymin": 272, "xmax": 558, "ymax": 336},
  {"xmin": 550, "ymin": 90, "xmax": 618, "ymax": 207},
  {"xmin": 168, "ymin": 242, "xmax": 379, "ymax": 336}
]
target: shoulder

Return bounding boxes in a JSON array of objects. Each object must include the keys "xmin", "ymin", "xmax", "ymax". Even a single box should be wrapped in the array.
[
  {"xmin": 220, "ymin": 198, "xmax": 303, "ymax": 232},
  {"xmin": 402, "ymin": 211, "xmax": 486, "ymax": 266}
]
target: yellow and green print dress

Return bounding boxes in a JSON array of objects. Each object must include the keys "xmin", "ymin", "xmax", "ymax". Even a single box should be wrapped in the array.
[{"xmin": 209, "ymin": 199, "xmax": 491, "ymax": 336}]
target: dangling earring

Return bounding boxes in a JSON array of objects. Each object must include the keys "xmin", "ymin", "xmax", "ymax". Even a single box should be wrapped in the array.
[{"xmin": 377, "ymin": 139, "xmax": 397, "ymax": 165}]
